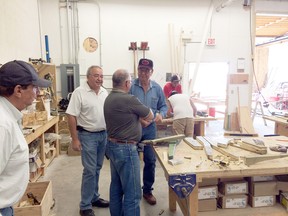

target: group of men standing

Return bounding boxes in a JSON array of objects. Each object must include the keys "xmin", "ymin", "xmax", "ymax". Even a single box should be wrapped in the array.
[
  {"xmin": 0, "ymin": 58, "xmax": 194, "ymax": 216},
  {"xmin": 66, "ymin": 58, "xmax": 167, "ymax": 216}
]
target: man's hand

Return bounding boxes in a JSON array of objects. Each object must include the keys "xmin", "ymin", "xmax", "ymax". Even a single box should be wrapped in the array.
[
  {"xmin": 154, "ymin": 113, "xmax": 163, "ymax": 124},
  {"xmin": 72, "ymin": 139, "xmax": 82, "ymax": 151},
  {"xmin": 140, "ymin": 118, "xmax": 152, "ymax": 128}
]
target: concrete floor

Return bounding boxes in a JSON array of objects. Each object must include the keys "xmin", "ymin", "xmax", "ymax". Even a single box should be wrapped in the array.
[{"xmin": 42, "ymin": 116, "xmax": 288, "ymax": 216}]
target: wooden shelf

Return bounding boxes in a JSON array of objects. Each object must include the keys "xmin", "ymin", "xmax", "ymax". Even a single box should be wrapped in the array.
[{"xmin": 25, "ymin": 116, "xmax": 59, "ymax": 181}]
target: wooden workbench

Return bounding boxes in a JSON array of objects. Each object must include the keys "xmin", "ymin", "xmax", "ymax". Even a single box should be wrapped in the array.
[
  {"xmin": 159, "ymin": 116, "xmax": 216, "ymax": 138},
  {"xmin": 25, "ymin": 115, "xmax": 59, "ymax": 181},
  {"xmin": 152, "ymin": 136, "xmax": 288, "ymax": 216},
  {"xmin": 191, "ymin": 97, "xmax": 226, "ymax": 115},
  {"xmin": 263, "ymin": 115, "xmax": 288, "ymax": 136}
]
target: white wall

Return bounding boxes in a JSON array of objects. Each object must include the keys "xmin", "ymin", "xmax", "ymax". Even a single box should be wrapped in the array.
[{"xmin": 0, "ymin": 0, "xmax": 41, "ymax": 63}]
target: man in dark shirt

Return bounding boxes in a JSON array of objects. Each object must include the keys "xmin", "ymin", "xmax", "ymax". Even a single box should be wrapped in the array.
[{"xmin": 104, "ymin": 69, "xmax": 153, "ymax": 216}]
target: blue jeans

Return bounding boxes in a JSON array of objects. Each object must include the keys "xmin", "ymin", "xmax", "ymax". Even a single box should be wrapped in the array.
[
  {"xmin": 141, "ymin": 122, "xmax": 156, "ymax": 194},
  {"xmin": 107, "ymin": 141, "xmax": 141, "ymax": 216},
  {"xmin": 0, "ymin": 207, "xmax": 13, "ymax": 216},
  {"xmin": 78, "ymin": 130, "xmax": 107, "ymax": 210}
]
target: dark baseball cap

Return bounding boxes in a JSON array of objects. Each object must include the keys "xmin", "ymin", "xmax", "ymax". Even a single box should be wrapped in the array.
[
  {"xmin": 0, "ymin": 60, "xmax": 51, "ymax": 87},
  {"xmin": 138, "ymin": 58, "xmax": 153, "ymax": 70},
  {"xmin": 171, "ymin": 74, "xmax": 181, "ymax": 82}
]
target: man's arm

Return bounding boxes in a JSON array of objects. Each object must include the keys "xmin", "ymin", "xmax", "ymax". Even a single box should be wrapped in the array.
[
  {"xmin": 190, "ymin": 99, "xmax": 197, "ymax": 117},
  {"xmin": 155, "ymin": 87, "xmax": 168, "ymax": 123},
  {"xmin": 66, "ymin": 114, "xmax": 81, "ymax": 151},
  {"xmin": 140, "ymin": 109, "xmax": 154, "ymax": 127}
]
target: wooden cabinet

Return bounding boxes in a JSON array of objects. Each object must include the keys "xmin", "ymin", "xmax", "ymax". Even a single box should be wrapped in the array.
[{"xmin": 25, "ymin": 116, "xmax": 59, "ymax": 182}]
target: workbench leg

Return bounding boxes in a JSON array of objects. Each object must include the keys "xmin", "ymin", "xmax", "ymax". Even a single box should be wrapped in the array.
[
  {"xmin": 169, "ymin": 187, "xmax": 177, "ymax": 211},
  {"xmin": 169, "ymin": 184, "xmax": 199, "ymax": 216}
]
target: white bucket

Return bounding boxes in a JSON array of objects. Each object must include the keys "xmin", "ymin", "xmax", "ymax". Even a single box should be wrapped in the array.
[{"xmin": 44, "ymin": 99, "xmax": 51, "ymax": 119}]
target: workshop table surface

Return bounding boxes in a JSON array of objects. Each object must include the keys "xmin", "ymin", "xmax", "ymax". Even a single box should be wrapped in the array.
[{"xmin": 153, "ymin": 136, "xmax": 288, "ymax": 182}]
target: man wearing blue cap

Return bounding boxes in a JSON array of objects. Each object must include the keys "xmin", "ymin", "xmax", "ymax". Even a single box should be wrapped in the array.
[
  {"xmin": 0, "ymin": 60, "xmax": 51, "ymax": 216},
  {"xmin": 129, "ymin": 58, "xmax": 167, "ymax": 205}
]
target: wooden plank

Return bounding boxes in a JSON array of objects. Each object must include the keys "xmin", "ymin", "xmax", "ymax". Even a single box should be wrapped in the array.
[
  {"xmin": 231, "ymin": 141, "xmax": 267, "ymax": 155},
  {"xmin": 142, "ymin": 134, "xmax": 185, "ymax": 145},
  {"xmin": 237, "ymin": 106, "xmax": 256, "ymax": 134},
  {"xmin": 243, "ymin": 154, "xmax": 288, "ymax": 166},
  {"xmin": 183, "ymin": 137, "xmax": 203, "ymax": 150},
  {"xmin": 196, "ymin": 136, "xmax": 213, "ymax": 160},
  {"xmin": 203, "ymin": 137, "xmax": 238, "ymax": 161}
]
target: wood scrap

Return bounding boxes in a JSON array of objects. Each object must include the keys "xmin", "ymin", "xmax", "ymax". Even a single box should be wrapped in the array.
[
  {"xmin": 216, "ymin": 137, "xmax": 232, "ymax": 148},
  {"xmin": 196, "ymin": 136, "xmax": 213, "ymax": 160},
  {"xmin": 203, "ymin": 137, "xmax": 238, "ymax": 161},
  {"xmin": 243, "ymin": 154, "xmax": 288, "ymax": 166},
  {"xmin": 230, "ymin": 140, "xmax": 267, "ymax": 155},
  {"xmin": 183, "ymin": 137, "xmax": 203, "ymax": 150},
  {"xmin": 142, "ymin": 134, "xmax": 185, "ymax": 145}
]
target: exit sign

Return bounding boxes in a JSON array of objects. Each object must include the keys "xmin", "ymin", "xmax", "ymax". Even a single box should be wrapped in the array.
[{"xmin": 206, "ymin": 38, "xmax": 216, "ymax": 46}]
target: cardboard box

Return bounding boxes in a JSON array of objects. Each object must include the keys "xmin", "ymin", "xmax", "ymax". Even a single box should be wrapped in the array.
[
  {"xmin": 218, "ymin": 180, "xmax": 248, "ymax": 195},
  {"xmin": 249, "ymin": 181, "xmax": 278, "ymax": 196},
  {"xmin": 248, "ymin": 194, "xmax": 276, "ymax": 207},
  {"xmin": 280, "ymin": 192, "xmax": 288, "ymax": 212},
  {"xmin": 14, "ymin": 181, "xmax": 53, "ymax": 216},
  {"xmin": 198, "ymin": 199, "xmax": 217, "ymax": 212},
  {"xmin": 218, "ymin": 194, "xmax": 247, "ymax": 209},
  {"xmin": 198, "ymin": 186, "xmax": 218, "ymax": 200},
  {"xmin": 198, "ymin": 178, "xmax": 218, "ymax": 187}
]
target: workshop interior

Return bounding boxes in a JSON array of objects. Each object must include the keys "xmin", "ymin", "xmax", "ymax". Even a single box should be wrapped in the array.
[{"xmin": 1, "ymin": 0, "xmax": 288, "ymax": 215}]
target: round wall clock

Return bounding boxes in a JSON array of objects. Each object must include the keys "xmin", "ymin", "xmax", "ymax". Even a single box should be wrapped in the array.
[{"xmin": 83, "ymin": 37, "xmax": 98, "ymax": 53}]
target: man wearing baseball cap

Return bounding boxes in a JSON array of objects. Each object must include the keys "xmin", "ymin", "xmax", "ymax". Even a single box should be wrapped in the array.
[
  {"xmin": 129, "ymin": 58, "xmax": 167, "ymax": 205},
  {"xmin": 0, "ymin": 60, "xmax": 51, "ymax": 216},
  {"xmin": 163, "ymin": 74, "xmax": 182, "ymax": 99}
]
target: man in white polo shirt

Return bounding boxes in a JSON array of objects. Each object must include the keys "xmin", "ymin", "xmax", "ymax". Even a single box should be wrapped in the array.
[{"xmin": 66, "ymin": 65, "xmax": 109, "ymax": 216}]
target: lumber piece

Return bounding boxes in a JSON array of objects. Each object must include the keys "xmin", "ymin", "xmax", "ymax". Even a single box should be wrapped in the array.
[
  {"xmin": 203, "ymin": 137, "xmax": 238, "ymax": 161},
  {"xmin": 241, "ymin": 138, "xmax": 267, "ymax": 149},
  {"xmin": 237, "ymin": 106, "xmax": 256, "ymax": 134},
  {"xmin": 217, "ymin": 137, "xmax": 232, "ymax": 148},
  {"xmin": 243, "ymin": 154, "xmax": 288, "ymax": 166},
  {"xmin": 196, "ymin": 136, "xmax": 213, "ymax": 160},
  {"xmin": 183, "ymin": 137, "xmax": 203, "ymax": 150},
  {"xmin": 142, "ymin": 134, "xmax": 185, "ymax": 145},
  {"xmin": 231, "ymin": 141, "xmax": 267, "ymax": 155}
]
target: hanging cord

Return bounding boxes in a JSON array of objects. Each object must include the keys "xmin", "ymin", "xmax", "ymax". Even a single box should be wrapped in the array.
[{"xmin": 248, "ymin": 6, "xmax": 270, "ymax": 109}]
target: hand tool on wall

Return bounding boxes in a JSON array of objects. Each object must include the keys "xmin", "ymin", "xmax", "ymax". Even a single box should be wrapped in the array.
[{"xmin": 129, "ymin": 42, "xmax": 138, "ymax": 78}]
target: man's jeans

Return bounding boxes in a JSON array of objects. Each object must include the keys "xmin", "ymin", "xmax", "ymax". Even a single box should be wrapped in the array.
[
  {"xmin": 142, "ymin": 122, "xmax": 156, "ymax": 194},
  {"xmin": 78, "ymin": 130, "xmax": 107, "ymax": 210},
  {"xmin": 0, "ymin": 207, "xmax": 13, "ymax": 216},
  {"xmin": 107, "ymin": 141, "xmax": 141, "ymax": 216}
]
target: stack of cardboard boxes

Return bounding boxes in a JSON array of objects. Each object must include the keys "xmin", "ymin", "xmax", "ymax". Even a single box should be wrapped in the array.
[
  {"xmin": 246, "ymin": 175, "xmax": 277, "ymax": 208},
  {"xmin": 198, "ymin": 178, "xmax": 218, "ymax": 211},
  {"xmin": 218, "ymin": 178, "xmax": 248, "ymax": 209}
]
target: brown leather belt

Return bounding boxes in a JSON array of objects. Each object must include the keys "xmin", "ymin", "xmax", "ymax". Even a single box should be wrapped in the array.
[{"xmin": 108, "ymin": 137, "xmax": 137, "ymax": 145}]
